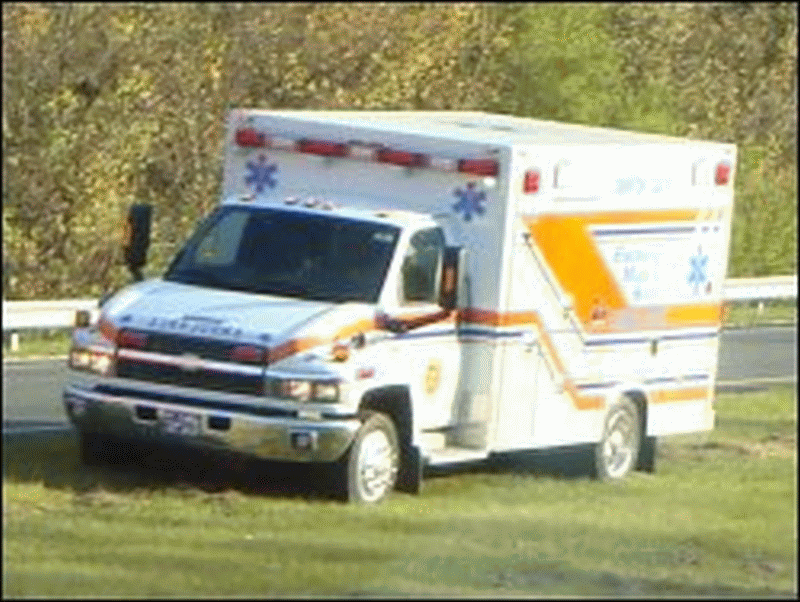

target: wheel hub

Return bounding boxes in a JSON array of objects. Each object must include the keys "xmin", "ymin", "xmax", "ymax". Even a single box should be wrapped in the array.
[
  {"xmin": 357, "ymin": 430, "xmax": 396, "ymax": 502},
  {"xmin": 602, "ymin": 410, "xmax": 635, "ymax": 479}
]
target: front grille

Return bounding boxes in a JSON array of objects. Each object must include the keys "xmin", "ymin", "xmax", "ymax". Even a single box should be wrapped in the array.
[
  {"xmin": 116, "ymin": 359, "xmax": 264, "ymax": 396},
  {"xmin": 140, "ymin": 331, "xmax": 250, "ymax": 362},
  {"xmin": 116, "ymin": 330, "xmax": 267, "ymax": 396}
]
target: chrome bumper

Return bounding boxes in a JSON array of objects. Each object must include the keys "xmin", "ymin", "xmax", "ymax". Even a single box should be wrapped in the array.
[{"xmin": 63, "ymin": 384, "xmax": 360, "ymax": 463}]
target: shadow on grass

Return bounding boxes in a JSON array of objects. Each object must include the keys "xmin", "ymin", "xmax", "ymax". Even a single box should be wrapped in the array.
[
  {"xmin": 2, "ymin": 430, "xmax": 339, "ymax": 501},
  {"xmin": 424, "ymin": 445, "xmax": 599, "ymax": 484},
  {"xmin": 2, "ymin": 430, "xmax": 601, "ymax": 502}
]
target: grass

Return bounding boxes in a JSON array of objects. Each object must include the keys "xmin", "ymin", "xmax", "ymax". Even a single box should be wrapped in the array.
[
  {"xmin": 2, "ymin": 300, "xmax": 796, "ymax": 361},
  {"xmin": 3, "ymin": 386, "xmax": 796, "ymax": 597}
]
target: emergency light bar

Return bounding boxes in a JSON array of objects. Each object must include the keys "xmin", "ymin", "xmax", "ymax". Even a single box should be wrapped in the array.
[{"xmin": 234, "ymin": 128, "xmax": 499, "ymax": 177}]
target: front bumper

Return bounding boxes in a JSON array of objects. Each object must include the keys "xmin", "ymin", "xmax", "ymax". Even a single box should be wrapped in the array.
[{"xmin": 63, "ymin": 383, "xmax": 360, "ymax": 463}]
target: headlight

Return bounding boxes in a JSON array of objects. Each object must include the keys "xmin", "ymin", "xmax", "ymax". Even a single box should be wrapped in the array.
[
  {"xmin": 68, "ymin": 346, "xmax": 115, "ymax": 376},
  {"xmin": 267, "ymin": 378, "xmax": 340, "ymax": 403}
]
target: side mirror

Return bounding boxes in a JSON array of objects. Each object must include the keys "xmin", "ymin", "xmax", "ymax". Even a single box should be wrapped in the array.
[
  {"xmin": 123, "ymin": 204, "xmax": 152, "ymax": 282},
  {"xmin": 439, "ymin": 246, "xmax": 465, "ymax": 311}
]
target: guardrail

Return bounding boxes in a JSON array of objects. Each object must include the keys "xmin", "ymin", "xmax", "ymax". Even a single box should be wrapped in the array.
[
  {"xmin": 2, "ymin": 276, "xmax": 797, "ymax": 351},
  {"xmin": 722, "ymin": 275, "xmax": 797, "ymax": 301}
]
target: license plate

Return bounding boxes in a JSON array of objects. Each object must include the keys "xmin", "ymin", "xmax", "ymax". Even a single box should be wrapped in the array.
[{"xmin": 161, "ymin": 409, "xmax": 201, "ymax": 437}]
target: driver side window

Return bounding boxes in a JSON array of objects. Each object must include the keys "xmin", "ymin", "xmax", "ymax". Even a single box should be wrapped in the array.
[{"xmin": 401, "ymin": 227, "xmax": 445, "ymax": 304}]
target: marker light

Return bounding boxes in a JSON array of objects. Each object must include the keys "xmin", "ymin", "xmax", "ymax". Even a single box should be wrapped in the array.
[
  {"xmin": 229, "ymin": 345, "xmax": 264, "ymax": 364},
  {"xmin": 297, "ymin": 139, "xmax": 350, "ymax": 157},
  {"xmin": 715, "ymin": 162, "xmax": 731, "ymax": 185},
  {"xmin": 458, "ymin": 159, "xmax": 499, "ymax": 177},
  {"xmin": 376, "ymin": 148, "xmax": 429, "ymax": 168},
  {"xmin": 235, "ymin": 128, "xmax": 266, "ymax": 147},
  {"xmin": 117, "ymin": 330, "xmax": 148, "ymax": 349},
  {"xmin": 523, "ymin": 170, "xmax": 541, "ymax": 193}
]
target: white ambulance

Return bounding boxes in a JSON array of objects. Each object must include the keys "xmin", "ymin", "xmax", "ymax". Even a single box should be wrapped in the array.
[{"xmin": 64, "ymin": 110, "xmax": 736, "ymax": 503}]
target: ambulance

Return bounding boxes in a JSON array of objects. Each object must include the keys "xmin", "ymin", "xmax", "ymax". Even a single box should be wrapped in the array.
[{"xmin": 64, "ymin": 110, "xmax": 736, "ymax": 503}]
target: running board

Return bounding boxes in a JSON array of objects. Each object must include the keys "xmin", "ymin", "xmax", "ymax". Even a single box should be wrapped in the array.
[{"xmin": 424, "ymin": 446, "xmax": 489, "ymax": 466}]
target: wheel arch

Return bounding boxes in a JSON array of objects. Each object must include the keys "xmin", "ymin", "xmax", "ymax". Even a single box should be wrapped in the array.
[{"xmin": 358, "ymin": 385, "xmax": 413, "ymax": 444}]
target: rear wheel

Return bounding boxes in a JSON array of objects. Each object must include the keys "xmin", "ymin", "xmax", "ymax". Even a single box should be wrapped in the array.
[
  {"xmin": 594, "ymin": 398, "xmax": 641, "ymax": 481},
  {"xmin": 336, "ymin": 412, "xmax": 399, "ymax": 503}
]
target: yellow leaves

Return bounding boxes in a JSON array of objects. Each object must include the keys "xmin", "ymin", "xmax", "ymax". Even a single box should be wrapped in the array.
[
  {"xmin": 9, "ymin": 4, "xmax": 53, "ymax": 42},
  {"xmin": 110, "ymin": 9, "xmax": 145, "ymax": 39},
  {"xmin": 116, "ymin": 66, "xmax": 155, "ymax": 104}
]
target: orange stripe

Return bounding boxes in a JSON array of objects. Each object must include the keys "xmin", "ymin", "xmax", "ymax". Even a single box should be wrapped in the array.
[
  {"xmin": 523, "ymin": 209, "xmax": 706, "ymax": 329},
  {"xmin": 98, "ymin": 316, "xmax": 117, "ymax": 343},
  {"xmin": 267, "ymin": 311, "xmax": 455, "ymax": 364},
  {"xmin": 650, "ymin": 387, "xmax": 709, "ymax": 404},
  {"xmin": 267, "ymin": 337, "xmax": 324, "ymax": 364},
  {"xmin": 665, "ymin": 304, "xmax": 722, "ymax": 327}
]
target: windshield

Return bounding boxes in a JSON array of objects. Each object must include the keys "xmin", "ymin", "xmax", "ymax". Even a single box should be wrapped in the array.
[{"xmin": 165, "ymin": 206, "xmax": 400, "ymax": 303}]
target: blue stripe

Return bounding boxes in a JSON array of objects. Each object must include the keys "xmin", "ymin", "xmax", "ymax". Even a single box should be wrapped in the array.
[
  {"xmin": 576, "ymin": 373, "xmax": 711, "ymax": 390},
  {"xmin": 391, "ymin": 326, "xmax": 718, "ymax": 345},
  {"xmin": 593, "ymin": 227, "xmax": 696, "ymax": 237}
]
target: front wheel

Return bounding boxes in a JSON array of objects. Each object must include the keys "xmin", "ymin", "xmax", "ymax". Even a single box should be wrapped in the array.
[
  {"xmin": 336, "ymin": 412, "xmax": 399, "ymax": 503},
  {"xmin": 594, "ymin": 398, "xmax": 641, "ymax": 481}
]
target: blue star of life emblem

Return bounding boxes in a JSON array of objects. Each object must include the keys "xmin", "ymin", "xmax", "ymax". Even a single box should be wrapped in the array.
[
  {"xmin": 687, "ymin": 245, "xmax": 709, "ymax": 295},
  {"xmin": 452, "ymin": 183, "xmax": 486, "ymax": 221},
  {"xmin": 245, "ymin": 155, "xmax": 278, "ymax": 194}
]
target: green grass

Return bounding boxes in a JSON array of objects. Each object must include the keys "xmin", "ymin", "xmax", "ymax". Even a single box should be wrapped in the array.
[
  {"xmin": 724, "ymin": 300, "xmax": 797, "ymax": 328},
  {"xmin": 3, "ymin": 386, "xmax": 796, "ymax": 597},
  {"xmin": 3, "ymin": 329, "xmax": 72, "ymax": 359}
]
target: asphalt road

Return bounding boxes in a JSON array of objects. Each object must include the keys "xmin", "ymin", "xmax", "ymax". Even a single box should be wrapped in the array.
[{"xmin": 2, "ymin": 326, "xmax": 796, "ymax": 432}]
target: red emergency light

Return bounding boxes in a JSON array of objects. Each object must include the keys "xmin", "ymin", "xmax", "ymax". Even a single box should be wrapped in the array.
[
  {"xmin": 297, "ymin": 139, "xmax": 350, "ymax": 158},
  {"xmin": 229, "ymin": 344, "xmax": 264, "ymax": 364},
  {"xmin": 117, "ymin": 330, "xmax": 148, "ymax": 349},
  {"xmin": 458, "ymin": 159, "xmax": 499, "ymax": 177},
  {"xmin": 523, "ymin": 170, "xmax": 541, "ymax": 193},
  {"xmin": 376, "ymin": 148, "xmax": 429, "ymax": 168},
  {"xmin": 715, "ymin": 162, "xmax": 731, "ymax": 185},
  {"xmin": 235, "ymin": 128, "xmax": 267, "ymax": 147}
]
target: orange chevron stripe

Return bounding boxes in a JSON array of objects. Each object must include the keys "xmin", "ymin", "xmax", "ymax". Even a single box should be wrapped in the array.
[{"xmin": 523, "ymin": 209, "xmax": 709, "ymax": 330}]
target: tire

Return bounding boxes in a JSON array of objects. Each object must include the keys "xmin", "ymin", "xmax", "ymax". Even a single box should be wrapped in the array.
[
  {"xmin": 594, "ymin": 397, "xmax": 641, "ymax": 481},
  {"xmin": 636, "ymin": 435, "xmax": 657, "ymax": 473},
  {"xmin": 336, "ymin": 412, "xmax": 399, "ymax": 503}
]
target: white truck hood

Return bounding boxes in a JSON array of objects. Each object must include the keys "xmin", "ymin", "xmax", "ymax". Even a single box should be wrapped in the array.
[{"xmin": 100, "ymin": 279, "xmax": 371, "ymax": 349}]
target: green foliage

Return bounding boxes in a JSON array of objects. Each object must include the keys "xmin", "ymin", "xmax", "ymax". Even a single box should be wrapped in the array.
[{"xmin": 2, "ymin": 3, "xmax": 796, "ymax": 299}]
